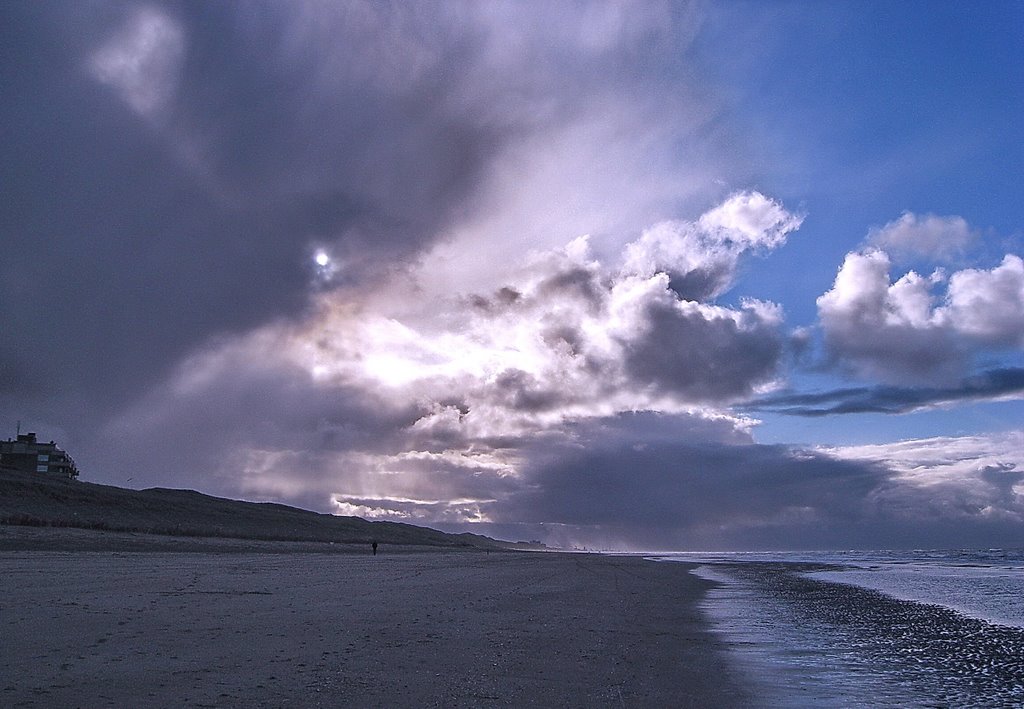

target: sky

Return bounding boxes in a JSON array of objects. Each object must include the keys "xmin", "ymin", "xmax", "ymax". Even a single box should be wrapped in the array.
[{"xmin": 2, "ymin": 0, "xmax": 1023, "ymax": 550}]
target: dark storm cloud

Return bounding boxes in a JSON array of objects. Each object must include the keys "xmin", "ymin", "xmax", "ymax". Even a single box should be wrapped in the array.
[
  {"xmin": 4, "ymin": 0, "xmax": 630, "ymax": 417},
  {"xmin": 473, "ymin": 416, "xmax": 1024, "ymax": 550},
  {"xmin": 99, "ymin": 346, "xmax": 423, "ymax": 498},
  {"xmin": 491, "ymin": 369, "xmax": 566, "ymax": 413},
  {"xmin": 536, "ymin": 267, "xmax": 606, "ymax": 312},
  {"xmin": 979, "ymin": 463, "xmax": 1024, "ymax": 509},
  {"xmin": 621, "ymin": 299, "xmax": 784, "ymax": 402},
  {"xmin": 747, "ymin": 367, "xmax": 1024, "ymax": 417},
  {"xmin": 665, "ymin": 267, "xmax": 731, "ymax": 302},
  {"xmin": 508, "ymin": 440, "xmax": 888, "ymax": 549},
  {"xmin": 161, "ymin": 2, "xmax": 504, "ymax": 243}
]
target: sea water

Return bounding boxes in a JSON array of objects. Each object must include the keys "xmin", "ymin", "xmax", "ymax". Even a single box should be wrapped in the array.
[
  {"xmin": 807, "ymin": 549, "xmax": 1024, "ymax": 630},
  {"xmin": 655, "ymin": 550, "xmax": 1024, "ymax": 707}
]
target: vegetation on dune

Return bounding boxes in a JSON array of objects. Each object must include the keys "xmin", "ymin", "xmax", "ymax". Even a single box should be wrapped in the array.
[{"xmin": 0, "ymin": 468, "xmax": 503, "ymax": 549}]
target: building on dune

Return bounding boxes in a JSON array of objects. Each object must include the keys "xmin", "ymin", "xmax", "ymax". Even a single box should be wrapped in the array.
[{"xmin": 0, "ymin": 432, "xmax": 79, "ymax": 480}]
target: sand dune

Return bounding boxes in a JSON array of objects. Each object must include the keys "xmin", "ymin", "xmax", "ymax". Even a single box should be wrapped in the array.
[{"xmin": 0, "ymin": 468, "xmax": 505, "ymax": 549}]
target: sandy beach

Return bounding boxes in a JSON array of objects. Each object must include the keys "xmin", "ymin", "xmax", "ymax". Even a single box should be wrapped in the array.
[{"xmin": 0, "ymin": 533, "xmax": 750, "ymax": 708}]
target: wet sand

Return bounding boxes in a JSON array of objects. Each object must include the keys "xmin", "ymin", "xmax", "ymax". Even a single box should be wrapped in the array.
[
  {"xmin": 701, "ymin": 561, "xmax": 1024, "ymax": 706},
  {"xmin": 0, "ymin": 534, "xmax": 750, "ymax": 707}
]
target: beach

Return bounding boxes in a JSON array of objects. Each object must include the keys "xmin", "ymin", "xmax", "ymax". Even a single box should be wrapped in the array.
[{"xmin": 0, "ymin": 532, "xmax": 750, "ymax": 708}]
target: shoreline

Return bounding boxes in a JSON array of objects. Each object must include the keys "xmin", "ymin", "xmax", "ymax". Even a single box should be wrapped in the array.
[
  {"xmin": 690, "ymin": 557, "xmax": 1024, "ymax": 707},
  {"xmin": 0, "ymin": 531, "xmax": 752, "ymax": 707}
]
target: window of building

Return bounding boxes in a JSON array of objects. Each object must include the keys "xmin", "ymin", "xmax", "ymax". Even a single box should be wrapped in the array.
[
  {"xmin": 37, "ymin": 465, "xmax": 49, "ymax": 472},
  {"xmin": 38, "ymin": 454, "xmax": 49, "ymax": 462}
]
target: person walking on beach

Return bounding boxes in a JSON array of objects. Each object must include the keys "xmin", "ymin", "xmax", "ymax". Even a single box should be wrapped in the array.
[{"xmin": 372, "ymin": 540, "xmax": 378, "ymax": 556}]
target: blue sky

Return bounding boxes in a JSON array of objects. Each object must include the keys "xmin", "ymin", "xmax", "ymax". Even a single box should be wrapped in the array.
[
  {"xmin": 2, "ymin": 1, "xmax": 1022, "ymax": 549},
  {"xmin": 704, "ymin": 2, "xmax": 1023, "ymax": 307},
  {"xmin": 698, "ymin": 1, "xmax": 1024, "ymax": 448}
]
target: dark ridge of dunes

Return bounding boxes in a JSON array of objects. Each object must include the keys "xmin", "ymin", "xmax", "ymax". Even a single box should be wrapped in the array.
[{"xmin": 0, "ymin": 467, "xmax": 505, "ymax": 549}]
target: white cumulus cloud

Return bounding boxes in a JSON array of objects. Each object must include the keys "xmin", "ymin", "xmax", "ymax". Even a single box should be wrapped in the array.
[
  {"xmin": 817, "ymin": 221, "xmax": 1024, "ymax": 384},
  {"xmin": 939, "ymin": 254, "xmax": 1024, "ymax": 347},
  {"xmin": 622, "ymin": 191, "xmax": 803, "ymax": 300},
  {"xmin": 867, "ymin": 212, "xmax": 975, "ymax": 262}
]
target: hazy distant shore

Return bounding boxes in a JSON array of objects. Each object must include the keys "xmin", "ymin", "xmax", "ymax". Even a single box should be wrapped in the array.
[{"xmin": 0, "ymin": 541, "xmax": 750, "ymax": 707}]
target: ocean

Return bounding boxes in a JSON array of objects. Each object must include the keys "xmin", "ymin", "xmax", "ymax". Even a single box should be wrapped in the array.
[{"xmin": 655, "ymin": 549, "xmax": 1024, "ymax": 707}]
